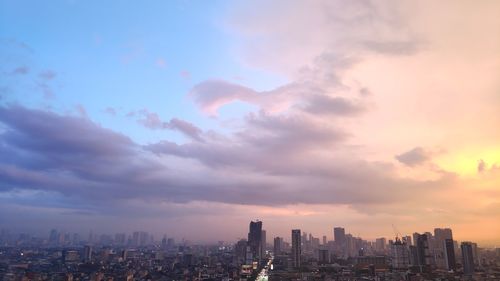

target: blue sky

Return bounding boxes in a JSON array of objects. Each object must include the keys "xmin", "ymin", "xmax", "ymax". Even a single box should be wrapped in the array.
[{"xmin": 0, "ymin": 0, "xmax": 285, "ymax": 144}]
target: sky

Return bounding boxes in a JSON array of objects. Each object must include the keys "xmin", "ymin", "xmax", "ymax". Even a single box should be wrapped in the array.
[{"xmin": 0, "ymin": 0, "xmax": 499, "ymax": 246}]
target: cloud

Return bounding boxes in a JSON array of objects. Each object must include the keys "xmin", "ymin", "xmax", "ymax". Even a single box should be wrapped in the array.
[
  {"xmin": 189, "ymin": 80, "xmax": 257, "ymax": 115},
  {"xmin": 395, "ymin": 147, "xmax": 431, "ymax": 166},
  {"xmin": 301, "ymin": 95, "xmax": 365, "ymax": 116},
  {"xmin": 11, "ymin": 66, "xmax": 29, "ymax": 75},
  {"xmin": 0, "ymin": 104, "xmax": 447, "ymax": 209},
  {"xmin": 38, "ymin": 70, "xmax": 57, "ymax": 81},
  {"xmin": 104, "ymin": 107, "xmax": 117, "ymax": 116},
  {"xmin": 478, "ymin": 159, "xmax": 486, "ymax": 173},
  {"xmin": 135, "ymin": 109, "xmax": 204, "ymax": 142}
]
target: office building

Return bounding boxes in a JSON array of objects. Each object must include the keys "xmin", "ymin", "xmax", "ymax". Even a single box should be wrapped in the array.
[
  {"xmin": 390, "ymin": 237, "xmax": 409, "ymax": 269},
  {"xmin": 83, "ymin": 245, "xmax": 92, "ymax": 262},
  {"xmin": 273, "ymin": 237, "xmax": 283, "ymax": 255},
  {"xmin": 461, "ymin": 242, "xmax": 475, "ymax": 276},
  {"xmin": 444, "ymin": 238, "xmax": 456, "ymax": 271},
  {"xmin": 291, "ymin": 229, "xmax": 301, "ymax": 268},
  {"xmin": 248, "ymin": 220, "xmax": 263, "ymax": 261}
]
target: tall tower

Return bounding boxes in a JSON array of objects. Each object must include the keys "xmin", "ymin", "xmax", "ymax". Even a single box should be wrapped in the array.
[
  {"xmin": 291, "ymin": 229, "xmax": 301, "ymax": 268},
  {"xmin": 434, "ymin": 228, "xmax": 453, "ymax": 269},
  {"xmin": 248, "ymin": 220, "xmax": 263, "ymax": 260},
  {"xmin": 333, "ymin": 227, "xmax": 346, "ymax": 255},
  {"xmin": 415, "ymin": 233, "xmax": 431, "ymax": 269},
  {"xmin": 461, "ymin": 242, "xmax": 475, "ymax": 276},
  {"xmin": 273, "ymin": 237, "xmax": 283, "ymax": 255},
  {"xmin": 443, "ymin": 239, "xmax": 456, "ymax": 271},
  {"xmin": 261, "ymin": 230, "xmax": 267, "ymax": 257},
  {"xmin": 390, "ymin": 237, "xmax": 409, "ymax": 269},
  {"xmin": 83, "ymin": 245, "xmax": 92, "ymax": 262}
]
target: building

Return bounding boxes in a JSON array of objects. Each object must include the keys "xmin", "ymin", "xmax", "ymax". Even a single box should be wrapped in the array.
[
  {"xmin": 248, "ymin": 221, "xmax": 262, "ymax": 261},
  {"xmin": 261, "ymin": 230, "xmax": 266, "ymax": 257},
  {"xmin": 273, "ymin": 237, "xmax": 283, "ymax": 255},
  {"xmin": 291, "ymin": 229, "xmax": 301, "ymax": 268},
  {"xmin": 375, "ymin": 237, "xmax": 387, "ymax": 253},
  {"xmin": 415, "ymin": 233, "xmax": 431, "ymax": 269},
  {"xmin": 390, "ymin": 237, "xmax": 409, "ymax": 269},
  {"xmin": 461, "ymin": 242, "xmax": 475, "ymax": 276},
  {"xmin": 318, "ymin": 249, "xmax": 330, "ymax": 264},
  {"xmin": 83, "ymin": 245, "xmax": 92, "ymax": 262},
  {"xmin": 434, "ymin": 228, "xmax": 453, "ymax": 269},
  {"xmin": 333, "ymin": 227, "xmax": 346, "ymax": 252},
  {"xmin": 235, "ymin": 239, "xmax": 248, "ymax": 264},
  {"xmin": 402, "ymin": 235, "xmax": 412, "ymax": 246},
  {"xmin": 443, "ymin": 238, "xmax": 456, "ymax": 271}
]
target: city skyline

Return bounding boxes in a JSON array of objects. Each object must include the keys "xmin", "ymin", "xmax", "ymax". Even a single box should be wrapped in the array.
[{"xmin": 1, "ymin": 0, "xmax": 500, "ymax": 248}]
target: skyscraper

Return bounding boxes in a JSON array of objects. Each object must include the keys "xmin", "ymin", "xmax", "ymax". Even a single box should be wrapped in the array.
[
  {"xmin": 333, "ymin": 227, "xmax": 345, "ymax": 245},
  {"xmin": 390, "ymin": 237, "xmax": 409, "ymax": 269},
  {"xmin": 415, "ymin": 233, "xmax": 431, "ymax": 269},
  {"xmin": 333, "ymin": 227, "xmax": 346, "ymax": 255},
  {"xmin": 434, "ymin": 228, "xmax": 453, "ymax": 269},
  {"xmin": 444, "ymin": 238, "xmax": 456, "ymax": 271},
  {"xmin": 248, "ymin": 220, "xmax": 262, "ymax": 261},
  {"xmin": 291, "ymin": 229, "xmax": 301, "ymax": 268},
  {"xmin": 83, "ymin": 245, "xmax": 92, "ymax": 262},
  {"xmin": 273, "ymin": 237, "xmax": 283, "ymax": 256},
  {"xmin": 261, "ymin": 230, "xmax": 267, "ymax": 256},
  {"xmin": 461, "ymin": 242, "xmax": 475, "ymax": 276}
]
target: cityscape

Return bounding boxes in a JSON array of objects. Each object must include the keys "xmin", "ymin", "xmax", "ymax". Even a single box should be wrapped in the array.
[
  {"xmin": 1, "ymin": 221, "xmax": 499, "ymax": 280},
  {"xmin": 1, "ymin": 0, "xmax": 500, "ymax": 281}
]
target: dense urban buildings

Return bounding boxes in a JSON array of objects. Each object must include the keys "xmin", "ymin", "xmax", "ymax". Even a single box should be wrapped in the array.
[{"xmin": 2, "ymin": 222, "xmax": 498, "ymax": 280}]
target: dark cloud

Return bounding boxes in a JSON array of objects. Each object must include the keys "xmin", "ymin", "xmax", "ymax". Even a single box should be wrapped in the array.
[
  {"xmin": 301, "ymin": 95, "xmax": 365, "ymax": 116},
  {"xmin": 0, "ymin": 105, "xmax": 452, "ymax": 224},
  {"xmin": 136, "ymin": 109, "xmax": 204, "ymax": 142},
  {"xmin": 395, "ymin": 147, "xmax": 431, "ymax": 166}
]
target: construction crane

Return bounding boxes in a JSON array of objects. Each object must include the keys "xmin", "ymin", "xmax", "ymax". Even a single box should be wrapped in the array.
[{"xmin": 392, "ymin": 224, "xmax": 401, "ymax": 241}]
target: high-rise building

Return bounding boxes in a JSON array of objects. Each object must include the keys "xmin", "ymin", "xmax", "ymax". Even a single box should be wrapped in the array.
[
  {"xmin": 235, "ymin": 239, "xmax": 248, "ymax": 264},
  {"xmin": 248, "ymin": 220, "xmax": 263, "ymax": 261},
  {"xmin": 291, "ymin": 229, "xmax": 301, "ymax": 268},
  {"xmin": 334, "ymin": 227, "xmax": 345, "ymax": 245},
  {"xmin": 444, "ymin": 238, "xmax": 456, "ymax": 271},
  {"xmin": 375, "ymin": 237, "xmax": 387, "ymax": 253},
  {"xmin": 318, "ymin": 249, "xmax": 330, "ymax": 264},
  {"xmin": 334, "ymin": 227, "xmax": 346, "ymax": 255},
  {"xmin": 49, "ymin": 229, "xmax": 58, "ymax": 245},
  {"xmin": 461, "ymin": 242, "xmax": 475, "ymax": 276},
  {"xmin": 273, "ymin": 237, "xmax": 283, "ymax": 255},
  {"xmin": 402, "ymin": 235, "xmax": 412, "ymax": 246},
  {"xmin": 434, "ymin": 228, "xmax": 453, "ymax": 269},
  {"xmin": 261, "ymin": 230, "xmax": 267, "ymax": 256},
  {"xmin": 390, "ymin": 237, "xmax": 409, "ymax": 269},
  {"xmin": 415, "ymin": 233, "xmax": 431, "ymax": 268},
  {"xmin": 83, "ymin": 245, "xmax": 92, "ymax": 262},
  {"xmin": 322, "ymin": 235, "xmax": 327, "ymax": 245}
]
